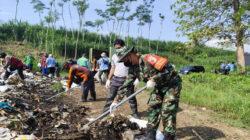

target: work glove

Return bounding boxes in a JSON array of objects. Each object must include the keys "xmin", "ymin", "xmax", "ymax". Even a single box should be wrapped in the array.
[
  {"xmin": 110, "ymin": 101, "xmax": 118, "ymax": 113},
  {"xmin": 6, "ymin": 68, "xmax": 11, "ymax": 72},
  {"xmin": 146, "ymin": 80, "xmax": 156, "ymax": 89},
  {"xmin": 105, "ymin": 79, "xmax": 111, "ymax": 89},
  {"xmin": 133, "ymin": 78, "xmax": 140, "ymax": 88},
  {"xmin": 65, "ymin": 88, "xmax": 69, "ymax": 92}
]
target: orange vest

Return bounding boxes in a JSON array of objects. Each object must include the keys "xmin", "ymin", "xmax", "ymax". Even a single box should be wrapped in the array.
[{"xmin": 145, "ymin": 54, "xmax": 168, "ymax": 71}]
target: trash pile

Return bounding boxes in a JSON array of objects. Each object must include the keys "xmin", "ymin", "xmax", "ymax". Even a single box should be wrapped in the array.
[
  {"xmin": 0, "ymin": 70, "xmax": 147, "ymax": 139},
  {"xmin": 0, "ymin": 71, "xmax": 90, "ymax": 139},
  {"xmin": 84, "ymin": 114, "xmax": 141, "ymax": 140}
]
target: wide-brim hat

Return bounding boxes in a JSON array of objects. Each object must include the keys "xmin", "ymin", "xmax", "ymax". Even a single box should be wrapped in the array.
[{"xmin": 117, "ymin": 47, "xmax": 135, "ymax": 62}]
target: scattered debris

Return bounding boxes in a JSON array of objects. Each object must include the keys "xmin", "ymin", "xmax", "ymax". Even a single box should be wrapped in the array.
[{"xmin": 0, "ymin": 70, "xmax": 151, "ymax": 139}]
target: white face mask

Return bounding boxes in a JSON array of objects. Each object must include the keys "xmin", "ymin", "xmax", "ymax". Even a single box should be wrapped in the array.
[{"xmin": 115, "ymin": 48, "xmax": 123, "ymax": 53}]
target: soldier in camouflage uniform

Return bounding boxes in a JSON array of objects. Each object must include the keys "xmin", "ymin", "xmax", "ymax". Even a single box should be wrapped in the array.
[{"xmin": 110, "ymin": 47, "xmax": 182, "ymax": 140}]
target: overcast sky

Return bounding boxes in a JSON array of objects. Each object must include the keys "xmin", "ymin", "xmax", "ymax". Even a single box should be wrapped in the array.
[{"xmin": 0, "ymin": 0, "xmax": 249, "ymax": 52}]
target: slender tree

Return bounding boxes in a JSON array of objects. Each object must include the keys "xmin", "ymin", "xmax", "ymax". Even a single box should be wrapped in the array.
[
  {"xmin": 73, "ymin": 0, "xmax": 89, "ymax": 59},
  {"xmin": 94, "ymin": 20, "xmax": 104, "ymax": 49},
  {"xmin": 67, "ymin": 0, "xmax": 74, "ymax": 38},
  {"xmin": 14, "ymin": 0, "xmax": 20, "ymax": 41},
  {"xmin": 172, "ymin": 0, "xmax": 249, "ymax": 73},
  {"xmin": 156, "ymin": 13, "xmax": 165, "ymax": 55},
  {"xmin": 58, "ymin": 0, "xmax": 68, "ymax": 60},
  {"xmin": 51, "ymin": 0, "xmax": 59, "ymax": 54},
  {"xmin": 31, "ymin": 0, "xmax": 46, "ymax": 49},
  {"xmin": 95, "ymin": 9, "xmax": 112, "ymax": 47},
  {"xmin": 45, "ymin": 1, "xmax": 54, "ymax": 53}
]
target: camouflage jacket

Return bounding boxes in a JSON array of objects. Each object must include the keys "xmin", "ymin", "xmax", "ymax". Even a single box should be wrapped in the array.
[{"xmin": 114, "ymin": 54, "xmax": 179, "ymax": 102}]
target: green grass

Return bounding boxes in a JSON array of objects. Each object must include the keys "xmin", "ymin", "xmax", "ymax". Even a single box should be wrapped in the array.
[
  {"xmin": 180, "ymin": 73, "xmax": 250, "ymax": 129},
  {"xmin": 50, "ymin": 81, "xmax": 64, "ymax": 93}
]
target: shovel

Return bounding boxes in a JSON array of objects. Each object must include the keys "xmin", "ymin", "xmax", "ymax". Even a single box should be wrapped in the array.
[
  {"xmin": 81, "ymin": 86, "xmax": 147, "ymax": 131},
  {"xmin": 42, "ymin": 86, "xmax": 80, "ymax": 102}
]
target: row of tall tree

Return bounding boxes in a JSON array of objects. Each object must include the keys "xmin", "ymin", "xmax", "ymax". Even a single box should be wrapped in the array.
[
  {"xmin": 10, "ymin": 0, "xmax": 249, "ymax": 73},
  {"xmin": 12, "ymin": 0, "xmax": 166, "ymax": 59}
]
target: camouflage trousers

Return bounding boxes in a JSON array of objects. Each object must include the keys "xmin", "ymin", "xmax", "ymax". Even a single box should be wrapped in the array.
[{"xmin": 147, "ymin": 81, "xmax": 182, "ymax": 135}]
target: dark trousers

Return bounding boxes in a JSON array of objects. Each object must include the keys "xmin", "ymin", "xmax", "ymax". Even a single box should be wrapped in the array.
[
  {"xmin": 103, "ymin": 84, "xmax": 138, "ymax": 114},
  {"xmin": 56, "ymin": 68, "xmax": 60, "ymax": 77},
  {"xmin": 48, "ymin": 67, "xmax": 55, "ymax": 77},
  {"xmin": 27, "ymin": 64, "xmax": 33, "ymax": 71},
  {"xmin": 82, "ymin": 77, "xmax": 96, "ymax": 101},
  {"xmin": 98, "ymin": 70, "xmax": 109, "ymax": 84},
  {"xmin": 4, "ymin": 66, "xmax": 24, "ymax": 80}
]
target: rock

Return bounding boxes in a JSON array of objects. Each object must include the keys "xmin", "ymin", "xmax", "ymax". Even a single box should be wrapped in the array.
[
  {"xmin": 62, "ymin": 112, "xmax": 69, "ymax": 119},
  {"xmin": 122, "ymin": 130, "xmax": 142, "ymax": 140},
  {"xmin": 51, "ymin": 107, "xmax": 58, "ymax": 112}
]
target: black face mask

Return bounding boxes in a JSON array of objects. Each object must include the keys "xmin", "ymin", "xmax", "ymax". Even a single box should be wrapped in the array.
[{"xmin": 124, "ymin": 61, "xmax": 132, "ymax": 67}]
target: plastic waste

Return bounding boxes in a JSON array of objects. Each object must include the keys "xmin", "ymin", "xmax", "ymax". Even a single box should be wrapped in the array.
[
  {"xmin": 0, "ymin": 102, "xmax": 13, "ymax": 110},
  {"xmin": 16, "ymin": 134, "xmax": 36, "ymax": 140}
]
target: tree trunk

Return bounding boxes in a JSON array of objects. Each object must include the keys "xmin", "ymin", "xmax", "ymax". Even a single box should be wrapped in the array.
[
  {"xmin": 14, "ymin": 0, "xmax": 19, "ymax": 41},
  {"xmin": 110, "ymin": 20, "xmax": 116, "ymax": 47},
  {"xmin": 61, "ymin": 5, "xmax": 67, "ymax": 61},
  {"xmin": 39, "ymin": 13, "xmax": 44, "ymax": 50},
  {"xmin": 136, "ymin": 25, "xmax": 140, "ymax": 50},
  {"xmin": 68, "ymin": 1, "xmax": 74, "ymax": 39},
  {"xmin": 236, "ymin": 45, "xmax": 245, "ymax": 73},
  {"xmin": 148, "ymin": 23, "xmax": 151, "ymax": 53},
  {"xmin": 75, "ymin": 15, "xmax": 82, "ymax": 60},
  {"xmin": 234, "ymin": 0, "xmax": 246, "ymax": 73},
  {"xmin": 156, "ymin": 19, "xmax": 163, "ymax": 55},
  {"xmin": 98, "ymin": 26, "xmax": 102, "ymax": 49},
  {"xmin": 45, "ymin": 24, "xmax": 49, "ymax": 53},
  {"xmin": 126, "ymin": 21, "xmax": 130, "ymax": 46}
]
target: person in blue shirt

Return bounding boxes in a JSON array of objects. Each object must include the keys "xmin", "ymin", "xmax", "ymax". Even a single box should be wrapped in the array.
[
  {"xmin": 220, "ymin": 61, "xmax": 225, "ymax": 72},
  {"xmin": 46, "ymin": 54, "xmax": 56, "ymax": 78},
  {"xmin": 230, "ymin": 61, "xmax": 236, "ymax": 71},
  {"xmin": 97, "ymin": 52, "xmax": 110, "ymax": 85},
  {"xmin": 224, "ymin": 61, "xmax": 230, "ymax": 75}
]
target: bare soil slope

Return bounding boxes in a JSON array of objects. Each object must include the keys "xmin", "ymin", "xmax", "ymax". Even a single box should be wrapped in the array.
[{"xmin": 66, "ymin": 83, "xmax": 250, "ymax": 140}]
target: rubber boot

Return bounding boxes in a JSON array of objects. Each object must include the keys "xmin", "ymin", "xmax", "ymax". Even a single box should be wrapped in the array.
[
  {"xmin": 139, "ymin": 128, "xmax": 156, "ymax": 140},
  {"xmin": 164, "ymin": 132, "xmax": 175, "ymax": 140},
  {"xmin": 131, "ymin": 113, "xmax": 140, "ymax": 119}
]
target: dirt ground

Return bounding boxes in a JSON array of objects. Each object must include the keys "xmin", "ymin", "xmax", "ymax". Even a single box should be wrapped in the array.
[{"xmin": 63, "ymin": 82, "xmax": 250, "ymax": 140}]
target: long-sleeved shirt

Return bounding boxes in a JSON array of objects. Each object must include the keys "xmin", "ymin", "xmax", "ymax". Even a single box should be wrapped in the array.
[
  {"xmin": 114, "ymin": 54, "xmax": 177, "ymax": 102},
  {"xmin": 67, "ymin": 65, "xmax": 92, "ymax": 88},
  {"xmin": 2, "ymin": 56, "xmax": 24, "ymax": 69}
]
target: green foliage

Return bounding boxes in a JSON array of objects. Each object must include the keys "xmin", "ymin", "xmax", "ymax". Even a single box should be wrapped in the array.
[
  {"xmin": 181, "ymin": 73, "xmax": 250, "ymax": 129},
  {"xmin": 50, "ymin": 81, "xmax": 64, "ymax": 93},
  {"xmin": 0, "ymin": 21, "xmax": 237, "ymax": 73}
]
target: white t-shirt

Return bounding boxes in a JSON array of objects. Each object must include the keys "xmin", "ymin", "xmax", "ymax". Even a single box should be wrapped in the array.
[{"xmin": 111, "ymin": 54, "xmax": 129, "ymax": 77}]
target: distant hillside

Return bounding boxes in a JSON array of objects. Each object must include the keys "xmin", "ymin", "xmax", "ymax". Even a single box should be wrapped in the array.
[{"xmin": 0, "ymin": 21, "xmax": 237, "ymax": 72}]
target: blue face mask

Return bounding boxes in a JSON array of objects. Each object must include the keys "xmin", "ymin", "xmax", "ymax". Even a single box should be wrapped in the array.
[{"xmin": 115, "ymin": 48, "xmax": 123, "ymax": 53}]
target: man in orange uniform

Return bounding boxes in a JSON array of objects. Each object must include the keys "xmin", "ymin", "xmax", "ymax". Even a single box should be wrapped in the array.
[{"xmin": 64, "ymin": 63, "xmax": 96, "ymax": 102}]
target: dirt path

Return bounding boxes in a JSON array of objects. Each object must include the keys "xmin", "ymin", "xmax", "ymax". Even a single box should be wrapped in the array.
[{"xmin": 64, "ymin": 83, "xmax": 249, "ymax": 140}]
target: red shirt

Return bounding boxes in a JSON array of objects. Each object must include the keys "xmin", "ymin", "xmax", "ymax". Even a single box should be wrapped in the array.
[{"xmin": 40, "ymin": 56, "xmax": 47, "ymax": 67}]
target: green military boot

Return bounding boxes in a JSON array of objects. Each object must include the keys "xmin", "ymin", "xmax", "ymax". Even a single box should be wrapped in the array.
[{"xmin": 139, "ymin": 128, "xmax": 156, "ymax": 140}]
